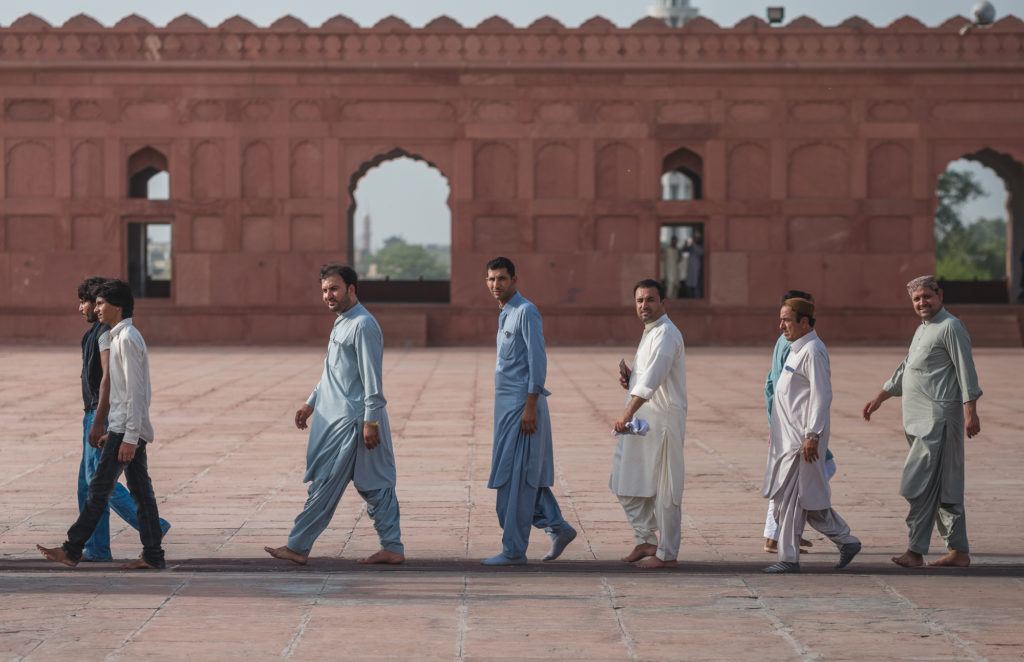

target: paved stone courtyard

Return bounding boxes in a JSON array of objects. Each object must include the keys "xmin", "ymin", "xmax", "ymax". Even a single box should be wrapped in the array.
[{"xmin": 1, "ymin": 344, "xmax": 1021, "ymax": 661}]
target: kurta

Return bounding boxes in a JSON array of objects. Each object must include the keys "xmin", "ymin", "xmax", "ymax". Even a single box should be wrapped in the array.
[
  {"xmin": 610, "ymin": 314, "xmax": 686, "ymax": 505},
  {"xmin": 304, "ymin": 303, "xmax": 396, "ymax": 491},
  {"xmin": 488, "ymin": 292, "xmax": 553, "ymax": 490},
  {"xmin": 763, "ymin": 330, "xmax": 832, "ymax": 510},
  {"xmin": 765, "ymin": 333, "xmax": 833, "ymax": 461},
  {"xmin": 883, "ymin": 307, "xmax": 982, "ymax": 503}
]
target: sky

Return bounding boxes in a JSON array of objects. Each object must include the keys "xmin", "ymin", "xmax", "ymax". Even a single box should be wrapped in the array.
[{"xmin": 2, "ymin": 1, "xmax": 1011, "ymax": 244}]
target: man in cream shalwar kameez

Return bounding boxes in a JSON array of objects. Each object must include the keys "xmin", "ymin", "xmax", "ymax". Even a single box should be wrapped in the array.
[
  {"xmin": 863, "ymin": 275, "xmax": 982, "ymax": 568},
  {"xmin": 612, "ymin": 280, "xmax": 686, "ymax": 569},
  {"xmin": 265, "ymin": 264, "xmax": 404, "ymax": 566},
  {"xmin": 763, "ymin": 297, "xmax": 861, "ymax": 573}
]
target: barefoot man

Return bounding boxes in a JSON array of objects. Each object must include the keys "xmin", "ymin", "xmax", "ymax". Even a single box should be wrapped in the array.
[
  {"xmin": 763, "ymin": 295, "xmax": 861, "ymax": 574},
  {"xmin": 863, "ymin": 275, "xmax": 982, "ymax": 568},
  {"xmin": 265, "ymin": 264, "xmax": 404, "ymax": 566},
  {"xmin": 611, "ymin": 280, "xmax": 687, "ymax": 569},
  {"xmin": 38, "ymin": 279, "xmax": 167, "ymax": 570}
]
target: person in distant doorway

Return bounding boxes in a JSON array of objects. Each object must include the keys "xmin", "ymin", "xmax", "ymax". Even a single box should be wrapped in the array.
[
  {"xmin": 863, "ymin": 275, "xmax": 982, "ymax": 568},
  {"xmin": 481, "ymin": 256, "xmax": 576, "ymax": 565},
  {"xmin": 762, "ymin": 290, "xmax": 834, "ymax": 555},
  {"xmin": 662, "ymin": 236, "xmax": 680, "ymax": 298},
  {"xmin": 266, "ymin": 264, "xmax": 404, "ymax": 566},
  {"xmin": 73, "ymin": 277, "xmax": 169, "ymax": 562},
  {"xmin": 611, "ymin": 279, "xmax": 687, "ymax": 569},
  {"xmin": 1017, "ymin": 246, "xmax": 1024, "ymax": 301},
  {"xmin": 763, "ymin": 296, "xmax": 861, "ymax": 573},
  {"xmin": 685, "ymin": 235, "xmax": 704, "ymax": 299},
  {"xmin": 39, "ymin": 280, "xmax": 167, "ymax": 569}
]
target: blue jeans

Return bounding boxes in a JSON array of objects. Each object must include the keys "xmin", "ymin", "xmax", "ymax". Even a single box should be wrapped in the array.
[
  {"xmin": 78, "ymin": 410, "xmax": 168, "ymax": 560},
  {"xmin": 66, "ymin": 431, "xmax": 165, "ymax": 568}
]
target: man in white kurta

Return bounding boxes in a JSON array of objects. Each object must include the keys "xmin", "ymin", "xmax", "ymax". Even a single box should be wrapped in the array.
[
  {"xmin": 611, "ymin": 280, "xmax": 686, "ymax": 569},
  {"xmin": 661, "ymin": 237, "xmax": 680, "ymax": 298},
  {"xmin": 762, "ymin": 297, "xmax": 860, "ymax": 573}
]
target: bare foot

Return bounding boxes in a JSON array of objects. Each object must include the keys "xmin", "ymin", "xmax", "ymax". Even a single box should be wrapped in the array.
[
  {"xmin": 264, "ymin": 545, "xmax": 308, "ymax": 565},
  {"xmin": 358, "ymin": 549, "xmax": 406, "ymax": 565},
  {"xmin": 635, "ymin": 556, "xmax": 678, "ymax": 569},
  {"xmin": 928, "ymin": 550, "xmax": 971, "ymax": 568},
  {"xmin": 891, "ymin": 550, "xmax": 925, "ymax": 568},
  {"xmin": 621, "ymin": 543, "xmax": 658, "ymax": 563},
  {"xmin": 121, "ymin": 557, "xmax": 161, "ymax": 570},
  {"xmin": 764, "ymin": 539, "xmax": 807, "ymax": 554},
  {"xmin": 36, "ymin": 545, "xmax": 77, "ymax": 567}
]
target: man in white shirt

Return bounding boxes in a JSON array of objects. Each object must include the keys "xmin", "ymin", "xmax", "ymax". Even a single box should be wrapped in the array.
[
  {"xmin": 762, "ymin": 296, "xmax": 860, "ymax": 573},
  {"xmin": 611, "ymin": 279, "xmax": 687, "ymax": 569},
  {"xmin": 39, "ymin": 279, "xmax": 166, "ymax": 570}
]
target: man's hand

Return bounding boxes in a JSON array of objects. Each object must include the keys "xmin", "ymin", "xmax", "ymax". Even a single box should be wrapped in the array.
[
  {"xmin": 613, "ymin": 418, "xmax": 630, "ymax": 435},
  {"xmin": 618, "ymin": 360, "xmax": 631, "ymax": 390},
  {"xmin": 965, "ymin": 401, "xmax": 981, "ymax": 438},
  {"xmin": 801, "ymin": 436, "xmax": 819, "ymax": 463},
  {"xmin": 862, "ymin": 391, "xmax": 891, "ymax": 421},
  {"xmin": 295, "ymin": 404, "xmax": 313, "ymax": 430},
  {"xmin": 520, "ymin": 403, "xmax": 538, "ymax": 435},
  {"xmin": 97, "ymin": 432, "xmax": 108, "ymax": 448},
  {"xmin": 88, "ymin": 424, "xmax": 105, "ymax": 448},
  {"xmin": 363, "ymin": 422, "xmax": 380, "ymax": 450},
  {"xmin": 117, "ymin": 441, "xmax": 137, "ymax": 463}
]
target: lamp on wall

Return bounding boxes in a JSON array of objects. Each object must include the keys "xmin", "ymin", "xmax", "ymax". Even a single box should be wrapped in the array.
[
  {"xmin": 766, "ymin": 7, "xmax": 785, "ymax": 25},
  {"xmin": 960, "ymin": 2, "xmax": 996, "ymax": 34}
]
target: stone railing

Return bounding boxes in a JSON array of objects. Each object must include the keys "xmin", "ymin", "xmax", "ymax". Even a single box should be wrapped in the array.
[{"xmin": 0, "ymin": 13, "xmax": 1022, "ymax": 67}]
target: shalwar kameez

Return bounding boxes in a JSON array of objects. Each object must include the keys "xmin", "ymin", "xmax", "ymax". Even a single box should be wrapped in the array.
[
  {"xmin": 287, "ymin": 303, "xmax": 403, "ymax": 556},
  {"xmin": 610, "ymin": 314, "xmax": 686, "ymax": 562}
]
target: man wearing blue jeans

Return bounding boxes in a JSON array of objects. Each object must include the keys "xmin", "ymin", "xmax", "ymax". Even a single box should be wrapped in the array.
[{"xmin": 47, "ymin": 278, "xmax": 168, "ymax": 565}]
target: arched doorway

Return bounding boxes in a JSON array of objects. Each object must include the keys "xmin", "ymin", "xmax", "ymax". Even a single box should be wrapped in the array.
[
  {"xmin": 934, "ymin": 148, "xmax": 1023, "ymax": 303},
  {"xmin": 347, "ymin": 149, "xmax": 451, "ymax": 303}
]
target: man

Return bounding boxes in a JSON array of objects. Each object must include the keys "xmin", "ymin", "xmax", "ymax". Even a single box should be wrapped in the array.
[
  {"xmin": 685, "ymin": 234, "xmax": 704, "ymax": 299},
  {"xmin": 38, "ymin": 279, "xmax": 167, "ymax": 569},
  {"xmin": 265, "ymin": 264, "xmax": 404, "ymax": 566},
  {"xmin": 74, "ymin": 277, "xmax": 170, "ymax": 562},
  {"xmin": 863, "ymin": 275, "xmax": 982, "ymax": 568},
  {"xmin": 611, "ymin": 279, "xmax": 686, "ymax": 569},
  {"xmin": 661, "ymin": 236, "xmax": 680, "ymax": 299},
  {"xmin": 482, "ymin": 256, "xmax": 576, "ymax": 565},
  {"xmin": 762, "ymin": 290, "xmax": 834, "ymax": 555},
  {"xmin": 763, "ymin": 296, "xmax": 861, "ymax": 573}
]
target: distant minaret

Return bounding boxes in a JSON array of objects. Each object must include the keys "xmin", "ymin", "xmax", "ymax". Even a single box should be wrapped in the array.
[
  {"xmin": 361, "ymin": 212, "xmax": 372, "ymax": 260},
  {"xmin": 647, "ymin": 0, "xmax": 699, "ymax": 27}
]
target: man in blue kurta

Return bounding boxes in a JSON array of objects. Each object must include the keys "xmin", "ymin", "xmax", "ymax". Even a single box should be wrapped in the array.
[
  {"xmin": 265, "ymin": 264, "xmax": 404, "ymax": 566},
  {"xmin": 482, "ymin": 257, "xmax": 576, "ymax": 565}
]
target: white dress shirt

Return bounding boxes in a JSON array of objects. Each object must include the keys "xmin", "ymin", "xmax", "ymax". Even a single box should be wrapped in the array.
[{"xmin": 107, "ymin": 318, "xmax": 154, "ymax": 445}]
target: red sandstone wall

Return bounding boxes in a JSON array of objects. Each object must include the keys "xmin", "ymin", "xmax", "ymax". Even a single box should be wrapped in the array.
[{"xmin": 1, "ymin": 13, "xmax": 1023, "ymax": 346}]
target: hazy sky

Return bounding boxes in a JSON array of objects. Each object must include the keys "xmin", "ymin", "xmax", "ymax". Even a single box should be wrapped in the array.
[{"xmin": 2, "ymin": 1, "xmax": 1010, "ymax": 244}]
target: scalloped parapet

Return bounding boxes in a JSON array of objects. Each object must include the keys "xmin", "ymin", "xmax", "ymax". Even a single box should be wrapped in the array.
[
  {"xmin": 114, "ymin": 14, "xmax": 156, "ymax": 30},
  {"xmin": 423, "ymin": 16, "xmax": 464, "ymax": 31},
  {"xmin": 165, "ymin": 14, "xmax": 207, "ymax": 30},
  {"xmin": 785, "ymin": 16, "xmax": 824, "ymax": 30},
  {"xmin": 476, "ymin": 16, "xmax": 514, "ymax": 30},
  {"xmin": 319, "ymin": 15, "xmax": 358, "ymax": 30},
  {"xmin": 679, "ymin": 16, "xmax": 721, "ymax": 30},
  {"xmin": 630, "ymin": 16, "xmax": 672, "ymax": 31},
  {"xmin": 732, "ymin": 16, "xmax": 769, "ymax": 31},
  {"xmin": 9, "ymin": 14, "xmax": 52, "ymax": 30},
  {"xmin": 526, "ymin": 16, "xmax": 565, "ymax": 32},
  {"xmin": 938, "ymin": 16, "xmax": 972, "ymax": 31},
  {"xmin": 579, "ymin": 16, "xmax": 616, "ymax": 32},
  {"xmin": 887, "ymin": 16, "xmax": 927, "ymax": 31},
  {"xmin": 373, "ymin": 15, "xmax": 412, "ymax": 31},
  {"xmin": 839, "ymin": 16, "xmax": 874, "ymax": 30},
  {"xmin": 269, "ymin": 15, "xmax": 308, "ymax": 30},
  {"xmin": 61, "ymin": 14, "xmax": 104, "ymax": 30},
  {"xmin": 992, "ymin": 15, "xmax": 1024, "ymax": 31}
]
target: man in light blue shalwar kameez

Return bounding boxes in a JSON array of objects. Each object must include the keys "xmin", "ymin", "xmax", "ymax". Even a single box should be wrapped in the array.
[
  {"xmin": 482, "ymin": 257, "xmax": 577, "ymax": 565},
  {"xmin": 265, "ymin": 264, "xmax": 404, "ymax": 566}
]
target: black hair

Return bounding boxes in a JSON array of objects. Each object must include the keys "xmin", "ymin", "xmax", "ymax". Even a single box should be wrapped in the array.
[
  {"xmin": 780, "ymin": 290, "xmax": 814, "ymax": 304},
  {"xmin": 77, "ymin": 276, "xmax": 108, "ymax": 303},
  {"xmin": 94, "ymin": 279, "xmax": 134, "ymax": 319},
  {"xmin": 319, "ymin": 263, "xmax": 358, "ymax": 292},
  {"xmin": 633, "ymin": 278, "xmax": 666, "ymax": 301},
  {"xmin": 486, "ymin": 256, "xmax": 516, "ymax": 278}
]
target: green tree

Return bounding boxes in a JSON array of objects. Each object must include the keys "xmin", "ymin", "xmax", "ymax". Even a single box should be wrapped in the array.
[
  {"xmin": 935, "ymin": 170, "xmax": 1007, "ymax": 281},
  {"xmin": 372, "ymin": 236, "xmax": 448, "ymax": 280}
]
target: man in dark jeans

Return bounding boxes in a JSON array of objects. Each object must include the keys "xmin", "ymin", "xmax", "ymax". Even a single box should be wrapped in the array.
[{"xmin": 39, "ymin": 279, "xmax": 166, "ymax": 569}]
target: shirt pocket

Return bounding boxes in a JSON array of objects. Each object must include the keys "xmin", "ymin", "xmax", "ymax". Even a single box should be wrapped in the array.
[{"xmin": 499, "ymin": 328, "xmax": 516, "ymax": 359}]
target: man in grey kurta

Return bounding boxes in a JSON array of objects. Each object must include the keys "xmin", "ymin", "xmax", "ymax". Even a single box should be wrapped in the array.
[
  {"xmin": 482, "ymin": 256, "xmax": 576, "ymax": 565},
  {"xmin": 265, "ymin": 264, "xmax": 404, "ymax": 566},
  {"xmin": 863, "ymin": 275, "xmax": 982, "ymax": 568}
]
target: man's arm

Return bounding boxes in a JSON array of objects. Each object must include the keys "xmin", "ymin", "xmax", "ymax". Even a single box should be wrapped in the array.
[
  {"xmin": 614, "ymin": 330, "xmax": 678, "ymax": 432},
  {"xmin": 355, "ymin": 321, "xmax": 387, "ymax": 449},
  {"xmin": 863, "ymin": 358, "xmax": 905, "ymax": 421},
  {"xmin": 117, "ymin": 335, "xmax": 146, "ymax": 462},
  {"xmin": 520, "ymin": 307, "xmax": 547, "ymax": 435},
  {"xmin": 89, "ymin": 347, "xmax": 111, "ymax": 447},
  {"xmin": 945, "ymin": 322, "xmax": 983, "ymax": 438},
  {"xmin": 801, "ymin": 348, "xmax": 832, "ymax": 462}
]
